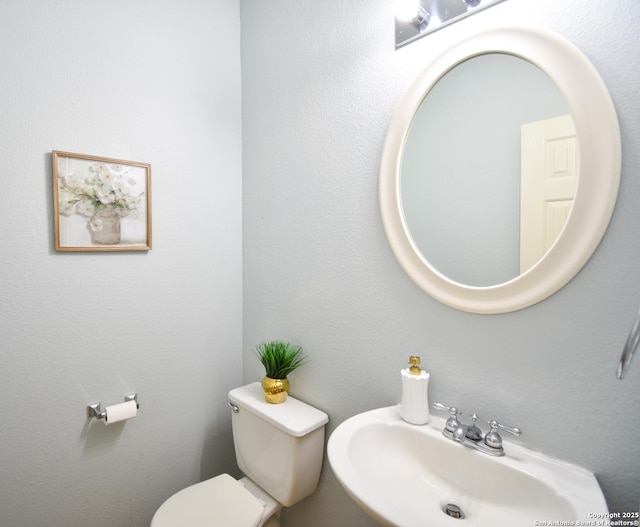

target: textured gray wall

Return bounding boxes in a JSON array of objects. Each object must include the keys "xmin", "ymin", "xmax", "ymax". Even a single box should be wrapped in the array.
[
  {"xmin": 0, "ymin": 1, "xmax": 242, "ymax": 526},
  {"xmin": 241, "ymin": 1, "xmax": 640, "ymax": 526},
  {"xmin": 1, "ymin": 1, "xmax": 638, "ymax": 526}
]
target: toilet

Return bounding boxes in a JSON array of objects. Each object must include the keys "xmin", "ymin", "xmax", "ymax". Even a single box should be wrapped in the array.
[{"xmin": 151, "ymin": 382, "xmax": 329, "ymax": 527}]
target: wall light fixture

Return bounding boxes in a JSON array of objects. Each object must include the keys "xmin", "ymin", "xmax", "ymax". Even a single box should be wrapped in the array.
[{"xmin": 395, "ymin": 0, "xmax": 509, "ymax": 48}]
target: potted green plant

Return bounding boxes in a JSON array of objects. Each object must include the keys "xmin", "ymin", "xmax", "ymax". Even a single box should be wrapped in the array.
[{"xmin": 255, "ymin": 340, "xmax": 307, "ymax": 403}]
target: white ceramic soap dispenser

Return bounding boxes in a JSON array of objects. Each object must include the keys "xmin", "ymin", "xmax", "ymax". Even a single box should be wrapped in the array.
[{"xmin": 400, "ymin": 355, "xmax": 430, "ymax": 425}]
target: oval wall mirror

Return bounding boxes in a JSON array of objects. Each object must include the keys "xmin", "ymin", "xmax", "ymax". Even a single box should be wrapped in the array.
[{"xmin": 379, "ymin": 26, "xmax": 620, "ymax": 314}]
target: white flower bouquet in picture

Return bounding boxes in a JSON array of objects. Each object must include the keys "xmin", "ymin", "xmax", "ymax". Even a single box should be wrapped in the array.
[
  {"xmin": 52, "ymin": 151, "xmax": 152, "ymax": 251},
  {"xmin": 59, "ymin": 163, "xmax": 142, "ymax": 242}
]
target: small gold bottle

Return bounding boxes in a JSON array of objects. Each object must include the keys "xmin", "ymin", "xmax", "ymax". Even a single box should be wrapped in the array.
[{"xmin": 400, "ymin": 356, "xmax": 430, "ymax": 425}]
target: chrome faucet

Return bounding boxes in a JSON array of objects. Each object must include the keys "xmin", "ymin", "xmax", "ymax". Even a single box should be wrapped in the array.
[{"xmin": 432, "ymin": 402, "xmax": 522, "ymax": 457}]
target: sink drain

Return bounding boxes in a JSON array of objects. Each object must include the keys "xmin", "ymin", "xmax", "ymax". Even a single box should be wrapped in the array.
[{"xmin": 442, "ymin": 503, "xmax": 465, "ymax": 519}]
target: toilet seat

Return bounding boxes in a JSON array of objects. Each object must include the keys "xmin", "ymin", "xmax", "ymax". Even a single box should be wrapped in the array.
[{"xmin": 151, "ymin": 473, "xmax": 265, "ymax": 527}]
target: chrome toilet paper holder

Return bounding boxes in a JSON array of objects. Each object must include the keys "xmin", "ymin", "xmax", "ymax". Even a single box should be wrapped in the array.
[{"xmin": 87, "ymin": 393, "xmax": 139, "ymax": 421}]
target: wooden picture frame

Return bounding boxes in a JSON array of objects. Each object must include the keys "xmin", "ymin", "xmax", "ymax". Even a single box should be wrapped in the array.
[{"xmin": 52, "ymin": 151, "xmax": 152, "ymax": 251}]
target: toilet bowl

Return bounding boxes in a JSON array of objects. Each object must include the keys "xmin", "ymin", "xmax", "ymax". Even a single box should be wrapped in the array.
[{"xmin": 151, "ymin": 382, "xmax": 328, "ymax": 527}]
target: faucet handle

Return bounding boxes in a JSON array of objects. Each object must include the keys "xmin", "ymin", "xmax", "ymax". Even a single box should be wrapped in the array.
[
  {"xmin": 490, "ymin": 420, "xmax": 522, "ymax": 436},
  {"xmin": 432, "ymin": 402, "xmax": 461, "ymax": 432},
  {"xmin": 485, "ymin": 420, "xmax": 522, "ymax": 450},
  {"xmin": 432, "ymin": 401, "xmax": 457, "ymax": 414}
]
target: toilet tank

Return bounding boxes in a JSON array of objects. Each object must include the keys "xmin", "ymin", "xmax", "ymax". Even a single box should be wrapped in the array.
[{"xmin": 228, "ymin": 382, "xmax": 329, "ymax": 507}]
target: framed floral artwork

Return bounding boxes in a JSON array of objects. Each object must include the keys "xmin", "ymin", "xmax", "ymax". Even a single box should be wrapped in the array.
[{"xmin": 52, "ymin": 151, "xmax": 152, "ymax": 251}]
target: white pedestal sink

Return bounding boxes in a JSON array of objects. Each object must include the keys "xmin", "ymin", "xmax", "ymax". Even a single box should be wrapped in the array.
[{"xmin": 328, "ymin": 405, "xmax": 607, "ymax": 527}]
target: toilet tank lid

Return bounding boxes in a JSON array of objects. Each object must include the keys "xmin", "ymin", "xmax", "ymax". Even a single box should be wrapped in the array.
[{"xmin": 229, "ymin": 382, "xmax": 328, "ymax": 437}]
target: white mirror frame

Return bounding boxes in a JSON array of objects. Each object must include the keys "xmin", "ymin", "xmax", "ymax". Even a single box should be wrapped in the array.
[{"xmin": 380, "ymin": 25, "xmax": 620, "ymax": 314}]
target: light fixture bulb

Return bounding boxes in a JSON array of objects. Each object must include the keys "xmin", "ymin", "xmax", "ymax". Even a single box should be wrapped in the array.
[{"xmin": 395, "ymin": 0, "xmax": 425, "ymax": 22}]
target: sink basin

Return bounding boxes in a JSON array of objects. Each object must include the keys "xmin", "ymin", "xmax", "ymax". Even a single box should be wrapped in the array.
[{"xmin": 328, "ymin": 406, "xmax": 607, "ymax": 527}]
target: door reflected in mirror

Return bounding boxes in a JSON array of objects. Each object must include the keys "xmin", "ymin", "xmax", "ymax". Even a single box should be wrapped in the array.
[
  {"xmin": 520, "ymin": 114, "xmax": 576, "ymax": 274},
  {"xmin": 400, "ymin": 53, "xmax": 574, "ymax": 287}
]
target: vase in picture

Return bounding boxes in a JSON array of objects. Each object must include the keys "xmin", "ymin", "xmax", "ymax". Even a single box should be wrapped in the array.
[{"xmin": 91, "ymin": 206, "xmax": 121, "ymax": 245}]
